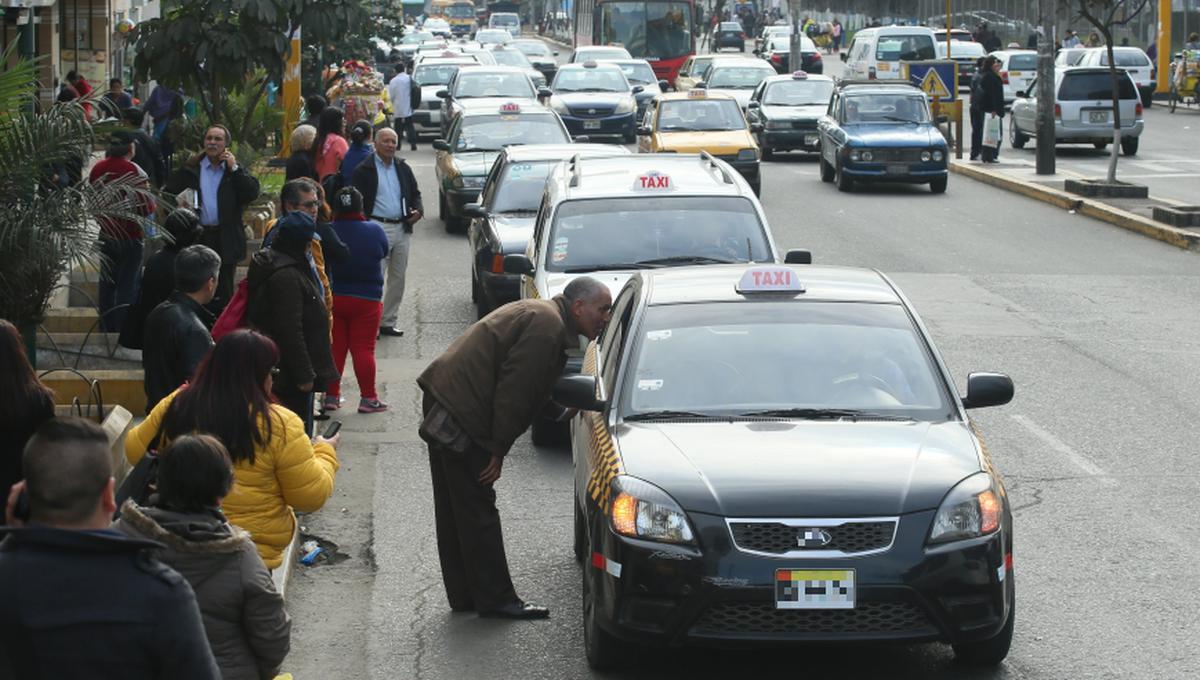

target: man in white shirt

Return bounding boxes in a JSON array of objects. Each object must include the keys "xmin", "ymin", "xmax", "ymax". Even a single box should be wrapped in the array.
[{"xmin": 387, "ymin": 64, "xmax": 419, "ymax": 151}]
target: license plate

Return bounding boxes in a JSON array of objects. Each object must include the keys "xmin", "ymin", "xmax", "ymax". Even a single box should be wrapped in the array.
[
  {"xmin": 1009, "ymin": 71, "xmax": 1022, "ymax": 77},
  {"xmin": 1088, "ymin": 110, "xmax": 1109, "ymax": 123},
  {"xmin": 804, "ymin": 133, "xmax": 819, "ymax": 145},
  {"xmin": 776, "ymin": 569, "xmax": 856, "ymax": 609},
  {"xmin": 583, "ymin": 120, "xmax": 601, "ymax": 129},
  {"xmin": 886, "ymin": 164, "xmax": 908, "ymax": 175}
]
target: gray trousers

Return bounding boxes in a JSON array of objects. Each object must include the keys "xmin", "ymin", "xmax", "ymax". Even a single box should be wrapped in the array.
[{"xmin": 381, "ymin": 223, "xmax": 411, "ymax": 327}]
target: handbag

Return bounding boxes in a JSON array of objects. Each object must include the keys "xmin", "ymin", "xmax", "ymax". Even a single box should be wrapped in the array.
[
  {"xmin": 982, "ymin": 113, "xmax": 1001, "ymax": 148},
  {"xmin": 211, "ymin": 278, "xmax": 251, "ymax": 342},
  {"xmin": 113, "ymin": 423, "xmax": 165, "ymax": 516}
]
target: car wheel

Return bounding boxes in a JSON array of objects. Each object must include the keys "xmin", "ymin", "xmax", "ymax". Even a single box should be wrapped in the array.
[
  {"xmin": 1093, "ymin": 141, "xmax": 1108, "ymax": 150},
  {"xmin": 760, "ymin": 140, "xmax": 774, "ymax": 161},
  {"xmin": 835, "ymin": 160, "xmax": 854, "ymax": 192},
  {"xmin": 1009, "ymin": 123, "xmax": 1028, "ymax": 150},
  {"xmin": 573, "ymin": 493, "xmax": 586, "ymax": 563},
  {"xmin": 929, "ymin": 176, "xmax": 948, "ymax": 194},
  {"xmin": 531, "ymin": 416, "xmax": 568, "ymax": 446},
  {"xmin": 623, "ymin": 133, "xmax": 636, "ymax": 144},
  {"xmin": 953, "ymin": 600, "xmax": 1014, "ymax": 666},
  {"xmin": 819, "ymin": 155, "xmax": 835, "ymax": 182},
  {"xmin": 1121, "ymin": 136, "xmax": 1139, "ymax": 156},
  {"xmin": 582, "ymin": 536, "xmax": 626, "ymax": 670}
]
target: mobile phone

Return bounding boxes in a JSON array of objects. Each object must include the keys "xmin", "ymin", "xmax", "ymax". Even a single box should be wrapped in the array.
[
  {"xmin": 322, "ymin": 421, "xmax": 342, "ymax": 439},
  {"xmin": 13, "ymin": 489, "xmax": 30, "ymax": 522}
]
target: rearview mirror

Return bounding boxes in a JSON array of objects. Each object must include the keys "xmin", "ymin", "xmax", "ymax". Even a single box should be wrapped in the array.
[
  {"xmin": 1015, "ymin": 90, "xmax": 1026, "ymax": 98},
  {"xmin": 961, "ymin": 372, "xmax": 1014, "ymax": 410},
  {"xmin": 436, "ymin": 89, "xmax": 450, "ymax": 98},
  {"xmin": 840, "ymin": 53, "xmax": 847, "ymax": 62},
  {"xmin": 538, "ymin": 86, "xmax": 553, "ymax": 98},
  {"xmin": 747, "ymin": 100, "xmax": 760, "ymax": 109},
  {"xmin": 553, "ymin": 374, "xmax": 605, "ymax": 412},
  {"xmin": 502, "ymin": 253, "xmax": 534, "ymax": 276},
  {"xmin": 657, "ymin": 79, "xmax": 670, "ymax": 91},
  {"xmin": 695, "ymin": 81, "xmax": 707, "ymax": 89},
  {"xmin": 432, "ymin": 139, "xmax": 450, "ymax": 151},
  {"xmin": 636, "ymin": 125, "xmax": 652, "ymax": 136},
  {"xmin": 462, "ymin": 203, "xmax": 487, "ymax": 219},
  {"xmin": 631, "ymin": 85, "xmax": 645, "ymax": 94},
  {"xmin": 750, "ymin": 123, "xmax": 764, "ymax": 133},
  {"xmin": 784, "ymin": 249, "xmax": 812, "ymax": 264},
  {"xmin": 553, "ymin": 51, "xmax": 560, "ymax": 56}
]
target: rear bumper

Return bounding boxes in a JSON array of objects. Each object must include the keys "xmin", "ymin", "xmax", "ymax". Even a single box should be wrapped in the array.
[
  {"xmin": 762, "ymin": 128, "xmax": 820, "ymax": 151},
  {"xmin": 1053, "ymin": 118, "xmax": 1144, "ymax": 142},
  {"xmin": 413, "ymin": 108, "xmax": 442, "ymax": 135}
]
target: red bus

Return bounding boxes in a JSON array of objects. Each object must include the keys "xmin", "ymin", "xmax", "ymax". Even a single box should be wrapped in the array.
[{"xmin": 572, "ymin": 0, "xmax": 695, "ymax": 85}]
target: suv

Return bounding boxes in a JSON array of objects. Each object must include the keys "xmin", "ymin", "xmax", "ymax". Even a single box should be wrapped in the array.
[
  {"xmin": 1009, "ymin": 67, "xmax": 1144, "ymax": 155},
  {"xmin": 1076, "ymin": 46, "xmax": 1157, "ymax": 106},
  {"xmin": 487, "ymin": 12, "xmax": 521, "ymax": 38}
]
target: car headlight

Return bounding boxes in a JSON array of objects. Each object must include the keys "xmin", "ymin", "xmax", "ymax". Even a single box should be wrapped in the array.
[
  {"xmin": 736, "ymin": 148, "xmax": 757, "ymax": 162},
  {"xmin": 614, "ymin": 97, "xmax": 635, "ymax": 115},
  {"xmin": 549, "ymin": 97, "xmax": 569, "ymax": 114},
  {"xmin": 765, "ymin": 119, "xmax": 790, "ymax": 130},
  {"xmin": 610, "ymin": 476, "xmax": 696, "ymax": 545},
  {"xmin": 860, "ymin": 150, "xmax": 874, "ymax": 162},
  {"xmin": 932, "ymin": 149, "xmax": 945, "ymax": 162},
  {"xmin": 920, "ymin": 151, "xmax": 932, "ymax": 162},
  {"xmin": 927, "ymin": 473, "xmax": 1002, "ymax": 545},
  {"xmin": 451, "ymin": 174, "xmax": 485, "ymax": 189},
  {"xmin": 849, "ymin": 149, "xmax": 861, "ymax": 162}
]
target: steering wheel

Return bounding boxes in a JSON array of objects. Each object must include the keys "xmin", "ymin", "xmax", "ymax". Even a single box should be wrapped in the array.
[{"xmin": 830, "ymin": 372, "xmax": 898, "ymax": 401}]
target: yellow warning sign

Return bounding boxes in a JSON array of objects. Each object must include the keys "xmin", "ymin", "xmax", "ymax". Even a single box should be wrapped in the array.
[{"xmin": 921, "ymin": 68, "xmax": 952, "ymax": 99}]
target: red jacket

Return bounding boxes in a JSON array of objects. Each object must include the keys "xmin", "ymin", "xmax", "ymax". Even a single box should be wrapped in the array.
[{"xmin": 89, "ymin": 157, "xmax": 155, "ymax": 239}]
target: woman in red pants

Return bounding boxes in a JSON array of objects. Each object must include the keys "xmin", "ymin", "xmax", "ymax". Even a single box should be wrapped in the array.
[{"xmin": 324, "ymin": 187, "xmax": 391, "ymax": 413}]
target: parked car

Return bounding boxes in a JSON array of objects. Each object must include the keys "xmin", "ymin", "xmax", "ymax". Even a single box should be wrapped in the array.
[
  {"xmin": 1054, "ymin": 48, "xmax": 1089, "ymax": 69},
  {"xmin": 936, "ymin": 40, "xmax": 987, "ymax": 87},
  {"xmin": 991, "ymin": 49, "xmax": 1039, "ymax": 108},
  {"xmin": 842, "ymin": 25, "xmax": 937, "ymax": 81},
  {"xmin": 1076, "ymin": 46, "xmax": 1157, "ymax": 106},
  {"xmin": 1009, "ymin": 67, "xmax": 1144, "ymax": 155}
]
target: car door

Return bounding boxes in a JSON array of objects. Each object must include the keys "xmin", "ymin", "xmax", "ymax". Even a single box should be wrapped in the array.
[
  {"xmin": 746, "ymin": 81, "xmax": 765, "ymax": 126},
  {"xmin": 638, "ymin": 99, "xmax": 658, "ymax": 153},
  {"xmin": 1013, "ymin": 77, "xmax": 1036, "ymax": 134},
  {"xmin": 818, "ymin": 92, "xmax": 841, "ymax": 163},
  {"xmin": 440, "ymin": 72, "xmax": 459, "ymax": 137}
]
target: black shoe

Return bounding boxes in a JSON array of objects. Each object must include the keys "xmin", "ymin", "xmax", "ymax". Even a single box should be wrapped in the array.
[
  {"xmin": 478, "ymin": 601, "xmax": 550, "ymax": 620},
  {"xmin": 379, "ymin": 326, "xmax": 405, "ymax": 337},
  {"xmin": 411, "ymin": 145, "xmax": 418, "ymax": 151}
]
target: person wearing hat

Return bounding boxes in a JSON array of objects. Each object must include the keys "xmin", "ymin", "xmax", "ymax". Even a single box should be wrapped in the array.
[
  {"xmin": 89, "ymin": 132, "xmax": 157, "ymax": 333},
  {"xmin": 323, "ymin": 187, "xmax": 390, "ymax": 414},
  {"xmin": 246, "ymin": 211, "xmax": 339, "ymax": 433}
]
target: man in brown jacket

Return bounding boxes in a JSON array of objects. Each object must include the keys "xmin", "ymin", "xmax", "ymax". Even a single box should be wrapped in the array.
[{"xmin": 417, "ymin": 276, "xmax": 612, "ymax": 619}]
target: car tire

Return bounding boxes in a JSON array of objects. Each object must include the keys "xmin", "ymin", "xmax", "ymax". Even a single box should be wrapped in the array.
[
  {"xmin": 760, "ymin": 141, "xmax": 774, "ymax": 161},
  {"xmin": 1121, "ymin": 136, "xmax": 1138, "ymax": 156},
  {"xmin": 1009, "ymin": 123, "xmax": 1028, "ymax": 150},
  {"xmin": 1093, "ymin": 141, "xmax": 1108, "ymax": 150},
  {"xmin": 819, "ymin": 155, "xmax": 835, "ymax": 182},
  {"xmin": 470, "ymin": 267, "xmax": 480, "ymax": 303},
  {"xmin": 582, "ymin": 537, "xmax": 626, "ymax": 670},
  {"xmin": 835, "ymin": 160, "xmax": 854, "ymax": 192},
  {"xmin": 531, "ymin": 416, "xmax": 568, "ymax": 446},
  {"xmin": 953, "ymin": 600, "xmax": 1014, "ymax": 666},
  {"xmin": 929, "ymin": 176, "xmax": 948, "ymax": 194}
]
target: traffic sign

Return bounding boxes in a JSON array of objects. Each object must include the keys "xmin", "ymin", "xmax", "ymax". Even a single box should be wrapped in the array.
[
  {"xmin": 900, "ymin": 60, "xmax": 959, "ymax": 102},
  {"xmin": 920, "ymin": 69, "xmax": 952, "ymax": 98}
]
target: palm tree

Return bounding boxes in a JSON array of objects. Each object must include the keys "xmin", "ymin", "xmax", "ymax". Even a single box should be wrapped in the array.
[{"xmin": 0, "ymin": 45, "xmax": 150, "ymax": 363}]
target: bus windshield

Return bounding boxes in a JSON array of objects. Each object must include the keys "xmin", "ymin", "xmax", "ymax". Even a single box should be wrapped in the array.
[
  {"xmin": 597, "ymin": 2, "xmax": 693, "ymax": 60},
  {"xmin": 447, "ymin": 4, "xmax": 475, "ymax": 17}
]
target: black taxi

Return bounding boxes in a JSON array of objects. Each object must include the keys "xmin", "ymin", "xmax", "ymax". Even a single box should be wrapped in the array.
[
  {"xmin": 554, "ymin": 264, "xmax": 1016, "ymax": 669},
  {"xmin": 746, "ymin": 71, "xmax": 835, "ymax": 159}
]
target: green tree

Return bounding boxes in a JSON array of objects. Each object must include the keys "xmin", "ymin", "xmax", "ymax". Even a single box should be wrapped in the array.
[{"xmin": 303, "ymin": 0, "xmax": 409, "ymax": 95}]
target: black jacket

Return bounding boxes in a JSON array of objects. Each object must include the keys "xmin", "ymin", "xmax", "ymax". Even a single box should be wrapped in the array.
[
  {"xmin": 166, "ymin": 157, "xmax": 261, "ymax": 263},
  {"xmin": 978, "ymin": 71, "xmax": 1006, "ymax": 116},
  {"xmin": 285, "ymin": 151, "xmax": 317, "ymax": 182},
  {"xmin": 0, "ymin": 526, "xmax": 220, "ymax": 680},
  {"xmin": 246, "ymin": 247, "xmax": 338, "ymax": 390},
  {"xmin": 129, "ymin": 128, "xmax": 165, "ymax": 189},
  {"xmin": 142, "ymin": 291, "xmax": 215, "ymax": 413},
  {"xmin": 120, "ymin": 247, "xmax": 180, "ymax": 350},
  {"xmin": 350, "ymin": 154, "xmax": 423, "ymax": 224}
]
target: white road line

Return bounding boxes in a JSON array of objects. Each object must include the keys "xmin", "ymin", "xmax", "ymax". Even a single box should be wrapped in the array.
[{"xmin": 1010, "ymin": 414, "xmax": 1115, "ymax": 484}]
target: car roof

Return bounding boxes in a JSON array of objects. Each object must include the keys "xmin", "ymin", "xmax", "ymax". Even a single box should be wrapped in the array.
[
  {"xmin": 855, "ymin": 25, "xmax": 936, "ymax": 35},
  {"xmin": 838, "ymin": 81, "xmax": 924, "ymax": 95},
  {"xmin": 639, "ymin": 264, "xmax": 902, "ymax": 306},
  {"xmin": 761, "ymin": 73, "xmax": 835, "ymax": 85},
  {"xmin": 454, "ymin": 65, "xmax": 529, "ymax": 76},
  {"xmin": 708, "ymin": 58, "xmax": 775, "ymax": 70},
  {"xmin": 415, "ymin": 57, "xmax": 479, "ymax": 66},
  {"xmin": 457, "ymin": 100, "xmax": 552, "ymax": 118},
  {"xmin": 557, "ymin": 61, "xmax": 624, "ymax": 72},
  {"xmin": 501, "ymin": 143, "xmax": 631, "ymax": 163},
  {"xmin": 546, "ymin": 153, "xmax": 758, "ymax": 202},
  {"xmin": 656, "ymin": 90, "xmax": 738, "ymax": 102}
]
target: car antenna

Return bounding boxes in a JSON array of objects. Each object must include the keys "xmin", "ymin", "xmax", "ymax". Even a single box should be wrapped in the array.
[{"xmin": 746, "ymin": 237, "xmax": 752, "ymax": 261}]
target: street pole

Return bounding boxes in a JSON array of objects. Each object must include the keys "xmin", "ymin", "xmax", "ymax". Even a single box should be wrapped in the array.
[
  {"xmin": 280, "ymin": 25, "xmax": 302, "ymax": 157},
  {"xmin": 789, "ymin": 0, "xmax": 800, "ymax": 74},
  {"xmin": 1035, "ymin": 0, "xmax": 1055, "ymax": 174},
  {"xmin": 1155, "ymin": 0, "xmax": 1171, "ymax": 95}
]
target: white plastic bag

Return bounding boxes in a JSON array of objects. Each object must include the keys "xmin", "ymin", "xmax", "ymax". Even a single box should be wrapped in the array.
[{"xmin": 982, "ymin": 113, "xmax": 1001, "ymax": 148}]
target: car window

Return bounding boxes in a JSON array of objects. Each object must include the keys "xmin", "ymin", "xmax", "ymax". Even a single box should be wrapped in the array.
[
  {"xmin": 1100, "ymin": 51, "xmax": 1151, "ymax": 67},
  {"xmin": 414, "ymin": 64, "xmax": 462, "ymax": 86},
  {"xmin": 454, "ymin": 114, "xmax": 570, "ymax": 151},
  {"xmin": 616, "ymin": 62, "xmax": 657, "ymax": 84},
  {"xmin": 842, "ymin": 93, "xmax": 930, "ymax": 123},
  {"xmin": 454, "ymin": 72, "xmax": 533, "ymax": 98},
  {"xmin": 720, "ymin": 22, "xmax": 742, "ymax": 31},
  {"xmin": 876, "ymin": 34, "xmax": 936, "ymax": 61},
  {"xmin": 658, "ymin": 98, "xmax": 745, "ymax": 131},
  {"xmin": 490, "ymin": 50, "xmax": 533, "ymax": 68},
  {"xmin": 491, "ymin": 160, "xmax": 557, "ymax": 213},
  {"xmin": 1059, "ymin": 72, "xmax": 1137, "ymax": 100},
  {"xmin": 514, "ymin": 42, "xmax": 553, "ymax": 57},
  {"xmin": 763, "ymin": 79, "xmax": 835, "ymax": 105},
  {"xmin": 707, "ymin": 66, "xmax": 775, "ymax": 89},
  {"xmin": 546, "ymin": 196, "xmax": 771, "ymax": 273},
  {"xmin": 1008, "ymin": 54, "xmax": 1038, "ymax": 70},
  {"xmin": 553, "ymin": 67, "xmax": 630, "ymax": 92},
  {"xmin": 622, "ymin": 302, "xmax": 952, "ymax": 420},
  {"xmin": 599, "ymin": 286, "xmax": 638, "ymax": 395}
]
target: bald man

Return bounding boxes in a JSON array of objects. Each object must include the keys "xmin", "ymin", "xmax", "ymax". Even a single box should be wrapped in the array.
[{"xmin": 351, "ymin": 127, "xmax": 424, "ymax": 337}]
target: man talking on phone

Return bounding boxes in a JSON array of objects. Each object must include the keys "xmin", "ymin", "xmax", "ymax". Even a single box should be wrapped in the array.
[
  {"xmin": 166, "ymin": 125, "xmax": 261, "ymax": 314},
  {"xmin": 350, "ymin": 127, "xmax": 422, "ymax": 339}
]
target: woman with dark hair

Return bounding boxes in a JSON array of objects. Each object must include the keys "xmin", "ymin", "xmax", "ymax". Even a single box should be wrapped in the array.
[
  {"xmin": 339, "ymin": 120, "xmax": 374, "ymax": 185},
  {"xmin": 115, "ymin": 434, "xmax": 292, "ymax": 680},
  {"xmin": 312, "ymin": 107, "xmax": 348, "ymax": 182},
  {"xmin": 978, "ymin": 55, "xmax": 1006, "ymax": 164},
  {"xmin": 120, "ymin": 209, "xmax": 205, "ymax": 349},
  {"xmin": 0, "ymin": 319, "xmax": 56, "ymax": 495},
  {"xmin": 124, "ymin": 329, "xmax": 340, "ymax": 569}
]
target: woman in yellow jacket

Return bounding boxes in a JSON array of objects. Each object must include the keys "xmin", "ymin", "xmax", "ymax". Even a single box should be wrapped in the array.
[{"xmin": 126, "ymin": 329, "xmax": 339, "ymax": 569}]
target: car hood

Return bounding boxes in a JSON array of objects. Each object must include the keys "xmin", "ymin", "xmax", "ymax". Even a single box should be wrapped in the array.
[
  {"xmin": 555, "ymin": 91, "xmax": 634, "ymax": 107},
  {"xmin": 708, "ymin": 88, "xmax": 755, "ymax": 108},
  {"xmin": 761, "ymin": 103, "xmax": 826, "ymax": 121},
  {"xmin": 492, "ymin": 213, "xmax": 535, "ymax": 253},
  {"xmin": 452, "ymin": 150, "xmax": 500, "ymax": 177},
  {"xmin": 656, "ymin": 129, "xmax": 754, "ymax": 152},
  {"xmin": 617, "ymin": 420, "xmax": 980, "ymax": 517},
  {"xmin": 846, "ymin": 124, "xmax": 944, "ymax": 147},
  {"xmin": 420, "ymin": 84, "xmax": 447, "ymax": 100},
  {"xmin": 528, "ymin": 56, "xmax": 556, "ymax": 67}
]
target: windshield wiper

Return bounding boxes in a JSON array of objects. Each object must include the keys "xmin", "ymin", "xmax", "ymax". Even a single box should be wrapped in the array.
[
  {"xmin": 881, "ymin": 116, "xmax": 919, "ymax": 124},
  {"xmin": 497, "ymin": 208, "xmax": 537, "ymax": 215},
  {"xmin": 739, "ymin": 408, "xmax": 912, "ymax": 421},
  {"xmin": 625, "ymin": 410, "xmax": 714, "ymax": 421},
  {"xmin": 635, "ymin": 255, "xmax": 738, "ymax": 266},
  {"xmin": 561, "ymin": 262, "xmax": 661, "ymax": 273}
]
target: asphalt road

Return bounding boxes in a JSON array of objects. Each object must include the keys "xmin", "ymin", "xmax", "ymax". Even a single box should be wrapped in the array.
[{"xmin": 284, "ymin": 38, "xmax": 1200, "ymax": 680}]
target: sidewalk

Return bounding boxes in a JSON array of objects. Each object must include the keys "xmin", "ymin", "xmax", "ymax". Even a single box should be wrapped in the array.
[{"xmin": 950, "ymin": 158, "xmax": 1200, "ymax": 251}]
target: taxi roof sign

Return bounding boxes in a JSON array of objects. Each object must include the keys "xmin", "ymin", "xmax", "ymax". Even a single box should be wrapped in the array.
[
  {"xmin": 499, "ymin": 102, "xmax": 521, "ymax": 114},
  {"xmin": 634, "ymin": 170, "xmax": 672, "ymax": 191},
  {"xmin": 735, "ymin": 267, "xmax": 805, "ymax": 295},
  {"xmin": 791, "ymin": 70, "xmax": 808, "ymax": 79},
  {"xmin": 687, "ymin": 88, "xmax": 707, "ymax": 98}
]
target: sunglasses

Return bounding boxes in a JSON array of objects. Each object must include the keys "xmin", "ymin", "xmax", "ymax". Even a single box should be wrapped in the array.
[{"xmin": 270, "ymin": 367, "xmax": 281, "ymax": 377}]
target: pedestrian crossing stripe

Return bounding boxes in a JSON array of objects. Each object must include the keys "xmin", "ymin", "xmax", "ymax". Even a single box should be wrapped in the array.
[{"xmin": 581, "ymin": 342, "xmax": 623, "ymax": 511}]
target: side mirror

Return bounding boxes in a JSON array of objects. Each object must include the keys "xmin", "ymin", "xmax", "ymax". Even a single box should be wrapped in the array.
[
  {"xmin": 961, "ymin": 372, "xmax": 1014, "ymax": 410},
  {"xmin": 538, "ymin": 86, "xmax": 553, "ymax": 98},
  {"xmin": 695, "ymin": 81, "xmax": 707, "ymax": 89},
  {"xmin": 747, "ymin": 100, "xmax": 760, "ymax": 109},
  {"xmin": 553, "ymin": 374, "xmax": 605, "ymax": 412},
  {"xmin": 839, "ymin": 52, "xmax": 847, "ymax": 62},
  {"xmin": 502, "ymin": 253, "xmax": 534, "ymax": 275},
  {"xmin": 750, "ymin": 123, "xmax": 764, "ymax": 133},
  {"xmin": 572, "ymin": 135, "xmax": 591, "ymax": 143},
  {"xmin": 636, "ymin": 125, "xmax": 652, "ymax": 136},
  {"xmin": 1015, "ymin": 90, "xmax": 1026, "ymax": 98},
  {"xmin": 657, "ymin": 79, "xmax": 670, "ymax": 91},
  {"xmin": 432, "ymin": 139, "xmax": 450, "ymax": 151},
  {"xmin": 631, "ymin": 85, "xmax": 645, "ymax": 94},
  {"xmin": 783, "ymin": 249, "xmax": 812, "ymax": 264},
  {"xmin": 436, "ymin": 89, "xmax": 450, "ymax": 98},
  {"xmin": 553, "ymin": 51, "xmax": 560, "ymax": 56},
  {"xmin": 462, "ymin": 203, "xmax": 487, "ymax": 219}
]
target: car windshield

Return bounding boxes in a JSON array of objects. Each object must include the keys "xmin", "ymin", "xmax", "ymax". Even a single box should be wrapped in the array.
[
  {"xmin": 554, "ymin": 68, "xmax": 629, "ymax": 92},
  {"xmin": 414, "ymin": 64, "xmax": 463, "ymax": 86},
  {"xmin": 477, "ymin": 31, "xmax": 510, "ymax": 43},
  {"xmin": 623, "ymin": 302, "xmax": 951, "ymax": 420},
  {"xmin": 546, "ymin": 196, "xmax": 771, "ymax": 272},
  {"xmin": 514, "ymin": 42, "xmax": 553, "ymax": 57},
  {"xmin": 875, "ymin": 34, "xmax": 936, "ymax": 61},
  {"xmin": 596, "ymin": 1, "xmax": 693, "ymax": 60},
  {"xmin": 843, "ymin": 93, "xmax": 930, "ymax": 123},
  {"xmin": 708, "ymin": 66, "xmax": 774, "ymax": 89},
  {"xmin": 490, "ymin": 50, "xmax": 532, "ymax": 68},
  {"xmin": 937, "ymin": 42, "xmax": 985, "ymax": 58},
  {"xmin": 447, "ymin": 4, "xmax": 474, "ymax": 17},
  {"xmin": 453, "ymin": 114, "xmax": 569, "ymax": 151},
  {"xmin": 454, "ymin": 72, "xmax": 533, "ymax": 97},
  {"xmin": 492, "ymin": 160, "xmax": 558, "ymax": 212},
  {"xmin": 658, "ymin": 98, "xmax": 745, "ymax": 131},
  {"xmin": 763, "ymin": 79, "xmax": 834, "ymax": 105},
  {"xmin": 1099, "ymin": 50, "xmax": 1151, "ymax": 67},
  {"xmin": 720, "ymin": 22, "xmax": 742, "ymax": 31},
  {"xmin": 616, "ymin": 62, "xmax": 657, "ymax": 85},
  {"xmin": 1058, "ymin": 49, "xmax": 1087, "ymax": 66},
  {"xmin": 402, "ymin": 32, "xmax": 435, "ymax": 44},
  {"xmin": 1059, "ymin": 72, "xmax": 1137, "ymax": 100},
  {"xmin": 491, "ymin": 14, "xmax": 519, "ymax": 26},
  {"xmin": 1008, "ymin": 54, "xmax": 1038, "ymax": 70}
]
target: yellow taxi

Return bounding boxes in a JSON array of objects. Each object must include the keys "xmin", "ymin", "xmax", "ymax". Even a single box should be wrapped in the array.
[{"xmin": 636, "ymin": 89, "xmax": 762, "ymax": 195}]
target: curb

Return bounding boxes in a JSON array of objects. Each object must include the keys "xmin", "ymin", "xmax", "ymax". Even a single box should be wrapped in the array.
[{"xmin": 949, "ymin": 161, "xmax": 1200, "ymax": 252}]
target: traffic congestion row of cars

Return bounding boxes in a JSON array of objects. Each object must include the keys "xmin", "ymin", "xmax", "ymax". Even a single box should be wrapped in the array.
[{"xmin": 410, "ymin": 35, "xmax": 1016, "ymax": 670}]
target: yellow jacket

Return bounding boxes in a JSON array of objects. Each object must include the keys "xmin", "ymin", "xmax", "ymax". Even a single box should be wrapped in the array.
[{"xmin": 125, "ymin": 390, "xmax": 339, "ymax": 569}]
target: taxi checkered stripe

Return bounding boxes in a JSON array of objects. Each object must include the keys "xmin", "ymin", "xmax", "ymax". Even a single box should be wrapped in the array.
[{"xmin": 581, "ymin": 343, "xmax": 623, "ymax": 510}]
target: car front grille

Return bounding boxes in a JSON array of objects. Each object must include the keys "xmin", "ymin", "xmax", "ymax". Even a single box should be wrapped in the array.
[
  {"xmin": 791, "ymin": 121, "xmax": 818, "ymax": 131},
  {"xmin": 729, "ymin": 520, "xmax": 895, "ymax": 554},
  {"xmin": 569, "ymin": 106, "xmax": 616, "ymax": 118},
  {"xmin": 691, "ymin": 601, "xmax": 936, "ymax": 636},
  {"xmin": 865, "ymin": 148, "xmax": 926, "ymax": 162}
]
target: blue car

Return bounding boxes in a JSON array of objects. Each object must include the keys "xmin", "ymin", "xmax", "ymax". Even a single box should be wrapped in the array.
[
  {"xmin": 548, "ymin": 61, "xmax": 642, "ymax": 143},
  {"xmin": 817, "ymin": 82, "xmax": 949, "ymax": 194}
]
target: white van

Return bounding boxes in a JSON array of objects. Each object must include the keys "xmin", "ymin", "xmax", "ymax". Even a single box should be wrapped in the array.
[
  {"xmin": 842, "ymin": 25, "xmax": 938, "ymax": 81},
  {"xmin": 488, "ymin": 12, "xmax": 521, "ymax": 38}
]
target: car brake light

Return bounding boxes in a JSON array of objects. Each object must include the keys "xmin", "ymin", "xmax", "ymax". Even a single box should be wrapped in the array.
[
  {"xmin": 491, "ymin": 254, "xmax": 504, "ymax": 273},
  {"xmin": 868, "ymin": 66, "xmax": 876, "ymax": 79},
  {"xmin": 1135, "ymin": 102, "xmax": 1143, "ymax": 117},
  {"xmin": 811, "ymin": 52, "xmax": 822, "ymax": 61},
  {"xmin": 1000, "ymin": 70, "xmax": 1009, "ymax": 84},
  {"xmin": 770, "ymin": 53, "xmax": 782, "ymax": 63},
  {"xmin": 1054, "ymin": 103, "xmax": 1062, "ymax": 119}
]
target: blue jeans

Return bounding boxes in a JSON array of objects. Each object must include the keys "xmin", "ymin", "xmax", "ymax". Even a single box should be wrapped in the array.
[{"xmin": 99, "ymin": 237, "xmax": 144, "ymax": 333}]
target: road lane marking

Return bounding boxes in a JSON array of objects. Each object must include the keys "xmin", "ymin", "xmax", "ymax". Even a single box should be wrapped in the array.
[{"xmin": 1011, "ymin": 414, "xmax": 1116, "ymax": 485}]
